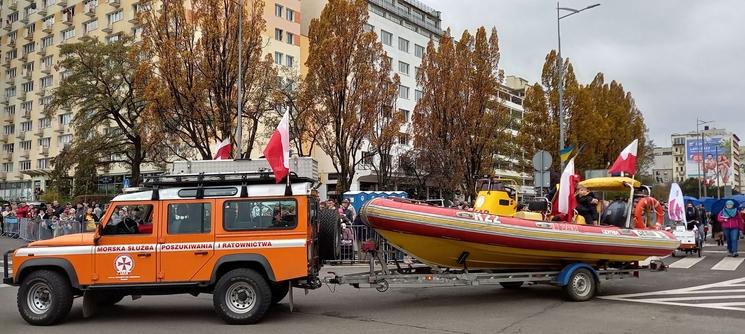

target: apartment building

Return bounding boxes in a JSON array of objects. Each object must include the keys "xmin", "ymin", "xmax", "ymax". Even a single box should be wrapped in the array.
[{"xmin": 0, "ymin": 0, "xmax": 300, "ymax": 200}]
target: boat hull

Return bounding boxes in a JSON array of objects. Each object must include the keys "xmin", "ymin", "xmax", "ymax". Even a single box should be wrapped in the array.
[{"xmin": 361, "ymin": 198, "xmax": 680, "ymax": 269}]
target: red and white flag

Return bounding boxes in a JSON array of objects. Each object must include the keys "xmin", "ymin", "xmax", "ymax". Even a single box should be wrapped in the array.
[
  {"xmin": 263, "ymin": 110, "xmax": 290, "ymax": 183},
  {"xmin": 557, "ymin": 158, "xmax": 577, "ymax": 220},
  {"xmin": 213, "ymin": 137, "xmax": 232, "ymax": 160},
  {"xmin": 608, "ymin": 139, "xmax": 638, "ymax": 176}
]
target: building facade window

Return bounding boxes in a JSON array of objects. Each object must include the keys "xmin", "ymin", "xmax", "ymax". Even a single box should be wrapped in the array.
[
  {"xmin": 19, "ymin": 160, "xmax": 31, "ymax": 171},
  {"xmin": 107, "ymin": 10, "xmax": 122, "ymax": 24},
  {"xmin": 398, "ymin": 61, "xmax": 409, "ymax": 76},
  {"xmin": 2, "ymin": 143, "xmax": 13, "ymax": 152},
  {"xmin": 62, "ymin": 28, "xmax": 76, "ymax": 41},
  {"xmin": 415, "ymin": 44, "xmax": 425, "ymax": 58},
  {"xmin": 286, "ymin": 55, "xmax": 294, "ymax": 68},
  {"xmin": 286, "ymin": 32, "xmax": 294, "ymax": 44},
  {"xmin": 399, "ymin": 108, "xmax": 410, "ymax": 122},
  {"xmin": 398, "ymin": 85, "xmax": 409, "ymax": 99},
  {"xmin": 274, "ymin": 4, "xmax": 283, "ymax": 17},
  {"xmin": 274, "ymin": 28, "xmax": 283, "ymax": 41},
  {"xmin": 398, "ymin": 37, "xmax": 409, "ymax": 52},
  {"xmin": 20, "ymin": 140, "xmax": 31, "ymax": 150},
  {"xmin": 41, "ymin": 36, "xmax": 54, "ymax": 48},
  {"xmin": 59, "ymin": 113, "xmax": 72, "ymax": 124},
  {"xmin": 274, "ymin": 52, "xmax": 283, "ymax": 65},
  {"xmin": 398, "ymin": 132, "xmax": 409, "ymax": 146},
  {"xmin": 58, "ymin": 134, "xmax": 72, "ymax": 145},
  {"xmin": 37, "ymin": 158, "xmax": 50, "ymax": 169},
  {"xmin": 2, "ymin": 163, "xmax": 13, "ymax": 172},
  {"xmin": 415, "ymin": 89, "xmax": 423, "ymax": 102},
  {"xmin": 286, "ymin": 8, "xmax": 294, "ymax": 21},
  {"xmin": 380, "ymin": 30, "xmax": 392, "ymax": 46},
  {"xmin": 22, "ymin": 81, "xmax": 34, "ymax": 92},
  {"xmin": 38, "ymin": 137, "xmax": 51, "ymax": 148},
  {"xmin": 39, "ymin": 117, "xmax": 51, "ymax": 129},
  {"xmin": 3, "ymin": 125, "xmax": 14, "ymax": 135}
]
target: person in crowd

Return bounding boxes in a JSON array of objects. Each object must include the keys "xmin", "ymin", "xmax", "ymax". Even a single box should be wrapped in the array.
[
  {"xmin": 696, "ymin": 204, "xmax": 708, "ymax": 240},
  {"xmin": 52, "ymin": 200, "xmax": 65, "ymax": 217},
  {"xmin": 75, "ymin": 203, "xmax": 85, "ymax": 223},
  {"xmin": 16, "ymin": 202, "xmax": 29, "ymax": 219},
  {"xmin": 685, "ymin": 202, "xmax": 698, "ymax": 229},
  {"xmin": 60, "ymin": 208, "xmax": 77, "ymax": 235},
  {"xmin": 718, "ymin": 200, "xmax": 745, "ymax": 257},
  {"xmin": 575, "ymin": 185, "xmax": 599, "ymax": 225},
  {"xmin": 711, "ymin": 210, "xmax": 724, "ymax": 246},
  {"xmin": 341, "ymin": 198, "xmax": 356, "ymax": 223},
  {"xmin": 93, "ymin": 203, "xmax": 103, "ymax": 218},
  {"xmin": 84, "ymin": 207, "xmax": 99, "ymax": 232},
  {"xmin": 326, "ymin": 199, "xmax": 337, "ymax": 211}
]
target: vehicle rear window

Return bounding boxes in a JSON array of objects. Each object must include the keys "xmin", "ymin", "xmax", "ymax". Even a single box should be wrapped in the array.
[{"xmin": 223, "ymin": 199, "xmax": 297, "ymax": 231}]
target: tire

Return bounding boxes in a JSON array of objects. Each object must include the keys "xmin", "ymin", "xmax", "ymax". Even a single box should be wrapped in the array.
[
  {"xmin": 562, "ymin": 268, "xmax": 596, "ymax": 302},
  {"xmin": 213, "ymin": 268, "xmax": 272, "ymax": 325},
  {"xmin": 318, "ymin": 208, "xmax": 340, "ymax": 261},
  {"xmin": 270, "ymin": 282, "xmax": 290, "ymax": 305},
  {"xmin": 17, "ymin": 270, "xmax": 74, "ymax": 326},
  {"xmin": 500, "ymin": 281, "xmax": 523, "ymax": 289}
]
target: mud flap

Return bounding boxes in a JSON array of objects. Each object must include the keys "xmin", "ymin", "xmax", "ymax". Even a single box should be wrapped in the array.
[
  {"xmin": 82, "ymin": 291, "xmax": 97, "ymax": 318},
  {"xmin": 288, "ymin": 281, "xmax": 294, "ymax": 312}
]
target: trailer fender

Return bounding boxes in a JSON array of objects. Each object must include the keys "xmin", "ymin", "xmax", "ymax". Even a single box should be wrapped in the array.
[{"xmin": 555, "ymin": 263, "xmax": 598, "ymax": 287}]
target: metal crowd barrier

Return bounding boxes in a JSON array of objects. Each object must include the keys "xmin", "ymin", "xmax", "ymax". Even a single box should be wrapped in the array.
[
  {"xmin": 328, "ymin": 224, "xmax": 409, "ymax": 265},
  {"xmin": 0, "ymin": 218, "xmax": 89, "ymax": 242}
]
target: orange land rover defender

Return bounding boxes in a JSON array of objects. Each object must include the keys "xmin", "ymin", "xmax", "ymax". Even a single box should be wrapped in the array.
[{"xmin": 3, "ymin": 172, "xmax": 337, "ymax": 326}]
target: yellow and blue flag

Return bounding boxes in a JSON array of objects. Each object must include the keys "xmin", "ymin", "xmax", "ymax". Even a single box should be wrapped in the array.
[{"xmin": 560, "ymin": 145, "xmax": 575, "ymax": 162}]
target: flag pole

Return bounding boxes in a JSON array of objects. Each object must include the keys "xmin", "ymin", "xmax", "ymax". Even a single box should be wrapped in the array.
[{"xmin": 284, "ymin": 109, "xmax": 293, "ymax": 196}]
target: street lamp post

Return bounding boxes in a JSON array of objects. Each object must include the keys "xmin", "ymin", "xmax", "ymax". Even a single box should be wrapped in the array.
[
  {"xmin": 557, "ymin": 2, "xmax": 600, "ymax": 169},
  {"xmin": 235, "ymin": 0, "xmax": 244, "ymax": 159},
  {"xmin": 696, "ymin": 118, "xmax": 712, "ymax": 198}
]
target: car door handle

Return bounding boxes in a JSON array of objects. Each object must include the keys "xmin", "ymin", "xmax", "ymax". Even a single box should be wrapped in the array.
[
  {"xmin": 194, "ymin": 251, "xmax": 209, "ymax": 256},
  {"xmin": 137, "ymin": 253, "xmax": 152, "ymax": 258}
]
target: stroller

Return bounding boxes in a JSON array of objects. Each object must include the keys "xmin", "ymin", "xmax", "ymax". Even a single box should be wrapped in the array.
[{"xmin": 671, "ymin": 220, "xmax": 703, "ymax": 257}]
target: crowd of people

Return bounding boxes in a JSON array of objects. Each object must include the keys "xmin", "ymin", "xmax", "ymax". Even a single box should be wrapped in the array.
[{"xmin": 0, "ymin": 200, "xmax": 106, "ymax": 237}]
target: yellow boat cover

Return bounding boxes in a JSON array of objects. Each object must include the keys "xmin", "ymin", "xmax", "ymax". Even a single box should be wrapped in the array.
[{"xmin": 578, "ymin": 177, "xmax": 640, "ymax": 191}]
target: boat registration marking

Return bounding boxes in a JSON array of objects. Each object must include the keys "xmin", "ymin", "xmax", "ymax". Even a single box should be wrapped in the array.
[{"xmin": 472, "ymin": 213, "xmax": 501, "ymax": 224}]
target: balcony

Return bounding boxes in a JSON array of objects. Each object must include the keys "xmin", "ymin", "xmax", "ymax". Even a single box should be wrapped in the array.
[
  {"xmin": 108, "ymin": 0, "xmax": 120, "ymax": 7},
  {"xmin": 0, "ymin": 172, "xmax": 6, "ymax": 180},
  {"xmin": 22, "ymin": 110, "xmax": 31, "ymax": 119},
  {"xmin": 40, "ymin": 146, "xmax": 50, "ymax": 156},
  {"xmin": 55, "ymin": 123, "xmax": 66, "ymax": 133},
  {"xmin": 63, "ymin": 13, "xmax": 74, "ymax": 25},
  {"xmin": 0, "ymin": 98, "xmax": 8, "ymax": 106},
  {"xmin": 0, "ymin": 134, "xmax": 7, "ymax": 143},
  {"xmin": 3, "ymin": 24, "xmax": 11, "ymax": 31},
  {"xmin": 20, "ymin": 52, "xmax": 28, "ymax": 62},
  {"xmin": 21, "ymin": 15, "xmax": 30, "ymax": 25},
  {"xmin": 36, "ymin": 88, "xmax": 47, "ymax": 96},
  {"xmin": 20, "ymin": 149, "xmax": 30, "ymax": 159},
  {"xmin": 16, "ymin": 131, "xmax": 26, "ymax": 140},
  {"xmin": 7, "ymin": 39, "xmax": 16, "ymax": 47},
  {"xmin": 9, "ymin": 0, "xmax": 18, "ymax": 11},
  {"xmin": 38, "ymin": 47, "xmax": 47, "ymax": 57},
  {"xmin": 2, "ymin": 60, "xmax": 10, "ymax": 68},
  {"xmin": 102, "ymin": 23, "xmax": 113, "ymax": 34},
  {"xmin": 5, "ymin": 76, "xmax": 15, "ymax": 84},
  {"xmin": 42, "ymin": 22, "xmax": 54, "ymax": 33},
  {"xmin": 35, "ymin": 128, "xmax": 44, "ymax": 137},
  {"xmin": 22, "ymin": 70, "xmax": 32, "ymax": 80},
  {"xmin": 85, "ymin": 5, "xmax": 97, "ymax": 17},
  {"xmin": 24, "ymin": 30, "xmax": 34, "ymax": 41},
  {"xmin": 38, "ymin": 6, "xmax": 49, "ymax": 17}
]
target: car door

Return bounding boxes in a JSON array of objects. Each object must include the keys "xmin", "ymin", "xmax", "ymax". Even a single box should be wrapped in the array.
[
  {"xmin": 93, "ymin": 202, "xmax": 158, "ymax": 284},
  {"xmin": 158, "ymin": 200, "xmax": 215, "ymax": 282}
]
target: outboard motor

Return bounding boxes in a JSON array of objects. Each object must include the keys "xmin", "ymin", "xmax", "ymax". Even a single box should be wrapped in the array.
[{"xmin": 600, "ymin": 200, "xmax": 628, "ymax": 228}]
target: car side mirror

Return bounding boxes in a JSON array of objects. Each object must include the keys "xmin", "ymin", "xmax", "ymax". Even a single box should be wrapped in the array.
[{"xmin": 93, "ymin": 223, "xmax": 103, "ymax": 244}]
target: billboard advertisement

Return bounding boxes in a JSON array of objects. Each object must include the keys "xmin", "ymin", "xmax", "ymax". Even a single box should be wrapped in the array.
[{"xmin": 685, "ymin": 136, "xmax": 733, "ymax": 186}]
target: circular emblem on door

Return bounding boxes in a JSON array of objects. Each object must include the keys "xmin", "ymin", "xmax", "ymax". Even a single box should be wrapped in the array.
[{"xmin": 114, "ymin": 254, "xmax": 135, "ymax": 275}]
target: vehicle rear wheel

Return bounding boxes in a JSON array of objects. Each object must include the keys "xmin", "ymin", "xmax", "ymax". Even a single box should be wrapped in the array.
[
  {"xmin": 17, "ymin": 270, "xmax": 74, "ymax": 326},
  {"xmin": 270, "ymin": 281, "xmax": 289, "ymax": 305},
  {"xmin": 213, "ymin": 268, "xmax": 272, "ymax": 324},
  {"xmin": 563, "ymin": 268, "xmax": 596, "ymax": 302},
  {"xmin": 499, "ymin": 281, "xmax": 523, "ymax": 289},
  {"xmin": 318, "ymin": 208, "xmax": 341, "ymax": 261}
]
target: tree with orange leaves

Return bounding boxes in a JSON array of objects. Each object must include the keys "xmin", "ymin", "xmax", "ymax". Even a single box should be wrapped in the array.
[
  {"xmin": 414, "ymin": 27, "xmax": 510, "ymax": 200},
  {"xmin": 304, "ymin": 0, "xmax": 400, "ymax": 193},
  {"xmin": 138, "ymin": 0, "xmax": 277, "ymax": 159}
]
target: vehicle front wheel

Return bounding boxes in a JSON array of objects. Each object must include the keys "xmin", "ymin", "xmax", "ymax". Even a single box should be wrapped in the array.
[
  {"xmin": 213, "ymin": 268, "xmax": 272, "ymax": 324},
  {"xmin": 17, "ymin": 270, "xmax": 74, "ymax": 326},
  {"xmin": 563, "ymin": 268, "xmax": 597, "ymax": 302}
]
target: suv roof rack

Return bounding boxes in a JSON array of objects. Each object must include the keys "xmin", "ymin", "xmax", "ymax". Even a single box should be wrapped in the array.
[{"xmin": 142, "ymin": 171, "xmax": 314, "ymax": 188}]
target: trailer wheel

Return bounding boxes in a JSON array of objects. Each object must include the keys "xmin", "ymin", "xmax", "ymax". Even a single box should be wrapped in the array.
[
  {"xmin": 500, "ymin": 281, "xmax": 523, "ymax": 289},
  {"xmin": 318, "ymin": 208, "xmax": 341, "ymax": 261},
  {"xmin": 563, "ymin": 268, "xmax": 596, "ymax": 302}
]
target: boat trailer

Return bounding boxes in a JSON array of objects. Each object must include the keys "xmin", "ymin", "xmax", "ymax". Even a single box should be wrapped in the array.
[{"xmin": 324, "ymin": 240, "xmax": 667, "ymax": 301}]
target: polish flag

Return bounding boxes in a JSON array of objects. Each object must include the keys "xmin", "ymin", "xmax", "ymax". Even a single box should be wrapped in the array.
[
  {"xmin": 608, "ymin": 139, "xmax": 638, "ymax": 176},
  {"xmin": 263, "ymin": 110, "xmax": 290, "ymax": 183},
  {"xmin": 556, "ymin": 158, "xmax": 578, "ymax": 221},
  {"xmin": 213, "ymin": 137, "xmax": 232, "ymax": 160}
]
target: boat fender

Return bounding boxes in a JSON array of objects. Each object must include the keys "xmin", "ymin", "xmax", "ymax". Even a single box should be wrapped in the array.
[
  {"xmin": 633, "ymin": 197, "xmax": 664, "ymax": 229},
  {"xmin": 555, "ymin": 263, "xmax": 599, "ymax": 287}
]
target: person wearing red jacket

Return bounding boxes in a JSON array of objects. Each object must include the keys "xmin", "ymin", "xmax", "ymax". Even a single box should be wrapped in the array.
[
  {"xmin": 16, "ymin": 203, "xmax": 29, "ymax": 219},
  {"xmin": 718, "ymin": 200, "xmax": 745, "ymax": 257}
]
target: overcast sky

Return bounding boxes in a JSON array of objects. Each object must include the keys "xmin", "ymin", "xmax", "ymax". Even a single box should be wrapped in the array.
[{"xmin": 421, "ymin": 0, "xmax": 745, "ymax": 146}]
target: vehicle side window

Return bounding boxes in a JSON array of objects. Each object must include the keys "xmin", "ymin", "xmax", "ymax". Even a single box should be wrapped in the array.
[
  {"xmin": 224, "ymin": 199, "xmax": 297, "ymax": 231},
  {"xmin": 168, "ymin": 203, "xmax": 211, "ymax": 234},
  {"xmin": 102, "ymin": 204, "xmax": 154, "ymax": 235}
]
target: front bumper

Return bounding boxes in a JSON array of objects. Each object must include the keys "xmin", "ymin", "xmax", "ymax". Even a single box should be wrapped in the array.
[{"xmin": 3, "ymin": 249, "xmax": 14, "ymax": 285}]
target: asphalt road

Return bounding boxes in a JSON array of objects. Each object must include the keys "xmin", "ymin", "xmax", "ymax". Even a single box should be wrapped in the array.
[{"xmin": 2, "ymin": 237, "xmax": 745, "ymax": 334}]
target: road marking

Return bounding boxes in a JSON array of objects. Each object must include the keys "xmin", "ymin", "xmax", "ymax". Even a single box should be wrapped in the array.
[
  {"xmin": 0, "ymin": 284, "xmax": 9, "ymax": 288},
  {"xmin": 711, "ymin": 257, "xmax": 745, "ymax": 271},
  {"xmin": 667, "ymin": 256, "xmax": 706, "ymax": 269},
  {"xmin": 602, "ymin": 277, "xmax": 745, "ymax": 312}
]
